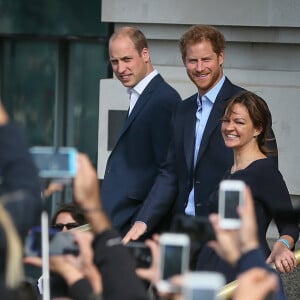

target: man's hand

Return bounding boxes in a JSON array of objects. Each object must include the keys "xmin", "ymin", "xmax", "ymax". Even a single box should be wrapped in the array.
[{"xmin": 122, "ymin": 222, "xmax": 147, "ymax": 244}]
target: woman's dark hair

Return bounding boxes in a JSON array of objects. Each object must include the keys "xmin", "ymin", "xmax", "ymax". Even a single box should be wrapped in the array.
[
  {"xmin": 51, "ymin": 203, "xmax": 86, "ymax": 226},
  {"xmin": 224, "ymin": 91, "xmax": 276, "ymax": 156}
]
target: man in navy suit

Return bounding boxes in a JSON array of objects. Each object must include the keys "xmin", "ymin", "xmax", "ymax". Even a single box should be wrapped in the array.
[
  {"xmin": 123, "ymin": 25, "xmax": 277, "ymax": 243},
  {"xmin": 101, "ymin": 27, "xmax": 181, "ymax": 236}
]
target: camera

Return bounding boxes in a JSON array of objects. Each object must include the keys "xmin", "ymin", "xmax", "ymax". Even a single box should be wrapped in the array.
[
  {"xmin": 126, "ymin": 242, "xmax": 152, "ymax": 268},
  {"xmin": 172, "ymin": 214, "xmax": 216, "ymax": 245}
]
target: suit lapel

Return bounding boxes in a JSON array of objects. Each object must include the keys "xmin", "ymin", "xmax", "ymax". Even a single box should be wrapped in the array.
[{"xmin": 113, "ymin": 74, "xmax": 162, "ymax": 150}]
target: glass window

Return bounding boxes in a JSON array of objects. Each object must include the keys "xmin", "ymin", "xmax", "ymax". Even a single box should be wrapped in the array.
[
  {"xmin": 0, "ymin": 0, "xmax": 110, "ymax": 37},
  {"xmin": 2, "ymin": 39, "xmax": 57, "ymax": 146},
  {"xmin": 67, "ymin": 41, "xmax": 109, "ymax": 167}
]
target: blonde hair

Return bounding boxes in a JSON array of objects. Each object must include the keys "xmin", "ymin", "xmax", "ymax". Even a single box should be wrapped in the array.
[{"xmin": 0, "ymin": 202, "xmax": 24, "ymax": 288}]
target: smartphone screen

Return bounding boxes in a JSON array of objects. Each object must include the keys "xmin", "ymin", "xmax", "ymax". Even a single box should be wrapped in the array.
[
  {"xmin": 162, "ymin": 244, "xmax": 185, "ymax": 279},
  {"xmin": 157, "ymin": 233, "xmax": 190, "ymax": 293},
  {"xmin": 219, "ymin": 180, "xmax": 245, "ymax": 229},
  {"xmin": 224, "ymin": 190, "xmax": 240, "ymax": 219}
]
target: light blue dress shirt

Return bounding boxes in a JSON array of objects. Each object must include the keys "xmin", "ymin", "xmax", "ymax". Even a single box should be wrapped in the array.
[{"xmin": 185, "ymin": 75, "xmax": 226, "ymax": 216}]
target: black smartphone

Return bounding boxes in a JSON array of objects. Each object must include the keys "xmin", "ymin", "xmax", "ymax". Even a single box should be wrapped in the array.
[{"xmin": 126, "ymin": 242, "xmax": 152, "ymax": 268}]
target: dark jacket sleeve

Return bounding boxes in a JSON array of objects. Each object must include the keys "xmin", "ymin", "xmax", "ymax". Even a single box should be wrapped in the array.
[
  {"xmin": 92, "ymin": 229, "xmax": 149, "ymax": 300},
  {"xmin": 0, "ymin": 121, "xmax": 42, "ymax": 238}
]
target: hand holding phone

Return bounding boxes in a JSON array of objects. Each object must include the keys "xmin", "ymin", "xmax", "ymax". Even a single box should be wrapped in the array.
[
  {"xmin": 218, "ymin": 180, "xmax": 246, "ymax": 229},
  {"xmin": 156, "ymin": 233, "xmax": 190, "ymax": 293}
]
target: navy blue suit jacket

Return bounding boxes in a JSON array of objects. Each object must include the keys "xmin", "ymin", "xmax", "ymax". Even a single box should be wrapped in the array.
[
  {"xmin": 137, "ymin": 77, "xmax": 277, "ymax": 232},
  {"xmin": 101, "ymin": 74, "xmax": 181, "ymax": 235}
]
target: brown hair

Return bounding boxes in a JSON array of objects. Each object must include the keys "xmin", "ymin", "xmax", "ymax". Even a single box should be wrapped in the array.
[
  {"xmin": 179, "ymin": 25, "xmax": 225, "ymax": 61},
  {"xmin": 109, "ymin": 26, "xmax": 148, "ymax": 55},
  {"xmin": 51, "ymin": 203, "xmax": 86, "ymax": 226},
  {"xmin": 224, "ymin": 91, "xmax": 275, "ymax": 156}
]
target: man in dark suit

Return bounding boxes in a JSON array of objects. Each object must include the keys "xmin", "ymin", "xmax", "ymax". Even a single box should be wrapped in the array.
[
  {"xmin": 101, "ymin": 27, "xmax": 182, "ymax": 236},
  {"xmin": 123, "ymin": 25, "xmax": 277, "ymax": 243}
]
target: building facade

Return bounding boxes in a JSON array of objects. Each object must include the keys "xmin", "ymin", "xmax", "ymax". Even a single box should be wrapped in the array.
[{"xmin": 98, "ymin": 0, "xmax": 300, "ymax": 203}]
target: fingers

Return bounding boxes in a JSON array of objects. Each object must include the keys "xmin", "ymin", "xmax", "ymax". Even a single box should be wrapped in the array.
[
  {"xmin": 209, "ymin": 213, "xmax": 220, "ymax": 233},
  {"xmin": 275, "ymin": 256, "xmax": 297, "ymax": 273},
  {"xmin": 23, "ymin": 256, "xmax": 42, "ymax": 268},
  {"xmin": 234, "ymin": 268, "xmax": 278, "ymax": 300},
  {"xmin": 122, "ymin": 228, "xmax": 135, "ymax": 245},
  {"xmin": 122, "ymin": 222, "xmax": 147, "ymax": 244},
  {"xmin": 270, "ymin": 242, "xmax": 297, "ymax": 273}
]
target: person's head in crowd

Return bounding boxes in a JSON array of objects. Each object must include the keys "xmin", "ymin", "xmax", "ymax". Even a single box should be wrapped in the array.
[
  {"xmin": 108, "ymin": 26, "xmax": 154, "ymax": 88},
  {"xmin": 179, "ymin": 24, "xmax": 225, "ymax": 96},
  {"xmin": 222, "ymin": 90, "xmax": 274, "ymax": 156},
  {"xmin": 51, "ymin": 203, "xmax": 86, "ymax": 232}
]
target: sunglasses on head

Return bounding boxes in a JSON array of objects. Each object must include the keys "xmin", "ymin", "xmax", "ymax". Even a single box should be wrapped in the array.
[{"xmin": 52, "ymin": 222, "xmax": 79, "ymax": 231}]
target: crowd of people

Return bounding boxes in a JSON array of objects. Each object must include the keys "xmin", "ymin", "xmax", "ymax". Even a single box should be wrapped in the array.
[{"xmin": 0, "ymin": 23, "xmax": 299, "ymax": 300}]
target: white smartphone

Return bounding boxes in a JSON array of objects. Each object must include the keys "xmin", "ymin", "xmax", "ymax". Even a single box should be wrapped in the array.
[
  {"xmin": 30, "ymin": 146, "xmax": 77, "ymax": 179},
  {"xmin": 218, "ymin": 179, "xmax": 246, "ymax": 229},
  {"xmin": 182, "ymin": 271, "xmax": 226, "ymax": 300},
  {"xmin": 156, "ymin": 233, "xmax": 190, "ymax": 293}
]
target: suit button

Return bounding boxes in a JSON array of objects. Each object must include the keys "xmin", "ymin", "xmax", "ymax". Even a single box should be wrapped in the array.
[{"xmin": 195, "ymin": 180, "xmax": 200, "ymax": 184}]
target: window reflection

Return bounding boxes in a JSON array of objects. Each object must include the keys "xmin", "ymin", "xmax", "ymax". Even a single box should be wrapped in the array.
[{"xmin": 3, "ymin": 40, "xmax": 56, "ymax": 145}]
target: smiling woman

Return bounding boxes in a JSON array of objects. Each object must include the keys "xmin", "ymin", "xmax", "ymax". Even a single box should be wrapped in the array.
[{"xmin": 198, "ymin": 90, "xmax": 299, "ymax": 282}]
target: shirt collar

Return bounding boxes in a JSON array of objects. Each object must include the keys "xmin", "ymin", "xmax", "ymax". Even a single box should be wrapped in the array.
[
  {"xmin": 197, "ymin": 75, "xmax": 225, "ymax": 107},
  {"xmin": 127, "ymin": 69, "xmax": 158, "ymax": 97}
]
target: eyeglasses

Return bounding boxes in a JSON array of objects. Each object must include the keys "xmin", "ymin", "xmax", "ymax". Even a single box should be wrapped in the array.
[{"xmin": 52, "ymin": 222, "xmax": 79, "ymax": 231}]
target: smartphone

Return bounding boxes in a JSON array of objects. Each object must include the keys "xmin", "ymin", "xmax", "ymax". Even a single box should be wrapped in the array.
[
  {"xmin": 25, "ymin": 226, "xmax": 58, "ymax": 257},
  {"xmin": 30, "ymin": 146, "xmax": 77, "ymax": 178},
  {"xmin": 182, "ymin": 271, "xmax": 225, "ymax": 300},
  {"xmin": 218, "ymin": 179, "xmax": 246, "ymax": 229},
  {"xmin": 25, "ymin": 227, "xmax": 79, "ymax": 257},
  {"xmin": 157, "ymin": 233, "xmax": 190, "ymax": 293},
  {"xmin": 49, "ymin": 231, "xmax": 79, "ymax": 256},
  {"xmin": 126, "ymin": 242, "xmax": 152, "ymax": 268}
]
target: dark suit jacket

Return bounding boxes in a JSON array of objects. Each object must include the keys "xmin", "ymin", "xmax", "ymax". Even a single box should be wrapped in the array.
[
  {"xmin": 137, "ymin": 77, "xmax": 277, "ymax": 233},
  {"xmin": 0, "ymin": 121, "xmax": 42, "ymax": 297},
  {"xmin": 101, "ymin": 74, "xmax": 181, "ymax": 235}
]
